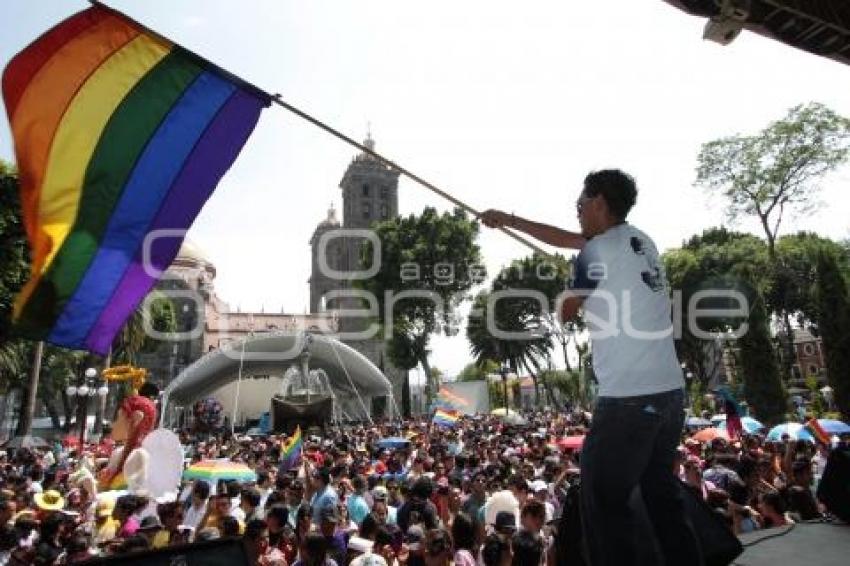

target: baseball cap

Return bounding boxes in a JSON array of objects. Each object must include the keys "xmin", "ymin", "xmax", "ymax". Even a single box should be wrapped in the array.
[{"xmin": 529, "ymin": 480, "xmax": 548, "ymax": 493}]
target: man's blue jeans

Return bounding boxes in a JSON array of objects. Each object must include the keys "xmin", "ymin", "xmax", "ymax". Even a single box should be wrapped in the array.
[{"xmin": 580, "ymin": 388, "xmax": 703, "ymax": 566}]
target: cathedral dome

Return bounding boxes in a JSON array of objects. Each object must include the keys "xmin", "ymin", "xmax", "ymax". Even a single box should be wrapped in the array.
[{"xmin": 176, "ymin": 239, "xmax": 212, "ymax": 265}]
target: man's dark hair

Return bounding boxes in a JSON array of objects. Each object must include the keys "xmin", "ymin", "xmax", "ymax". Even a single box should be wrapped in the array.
[
  {"xmin": 374, "ymin": 526, "xmax": 394, "ymax": 548},
  {"xmin": 244, "ymin": 519, "xmax": 268, "ymax": 541},
  {"xmin": 241, "ymin": 487, "xmax": 261, "ymax": 508},
  {"xmin": 225, "ymin": 481, "xmax": 242, "ymax": 498},
  {"xmin": 583, "ymin": 169, "xmax": 638, "ymax": 221},
  {"xmin": 266, "ymin": 505, "xmax": 289, "ymax": 527},
  {"xmin": 482, "ymin": 533, "xmax": 509, "ymax": 566},
  {"xmin": 220, "ymin": 516, "xmax": 240, "ymax": 538},
  {"xmin": 511, "ymin": 530, "xmax": 544, "ymax": 565},
  {"xmin": 360, "ymin": 512, "xmax": 379, "ymax": 540},
  {"xmin": 256, "ymin": 469, "xmax": 270, "ymax": 486},
  {"xmin": 192, "ymin": 480, "xmax": 210, "ymax": 500},
  {"xmin": 315, "ymin": 467, "xmax": 331, "ymax": 486},
  {"xmin": 304, "ymin": 531, "xmax": 328, "ymax": 560},
  {"xmin": 521, "ymin": 499, "xmax": 546, "ymax": 520},
  {"xmin": 508, "ymin": 474, "xmax": 528, "ymax": 492},
  {"xmin": 411, "ymin": 477, "xmax": 433, "ymax": 500},
  {"xmin": 451, "ymin": 512, "xmax": 475, "ymax": 552}
]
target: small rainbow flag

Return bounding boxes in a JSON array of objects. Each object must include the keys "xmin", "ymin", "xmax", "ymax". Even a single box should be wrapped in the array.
[
  {"xmin": 433, "ymin": 408, "xmax": 460, "ymax": 428},
  {"xmin": 2, "ymin": 3, "xmax": 268, "ymax": 353},
  {"xmin": 804, "ymin": 418, "xmax": 830, "ymax": 445},
  {"xmin": 278, "ymin": 426, "xmax": 303, "ymax": 473}
]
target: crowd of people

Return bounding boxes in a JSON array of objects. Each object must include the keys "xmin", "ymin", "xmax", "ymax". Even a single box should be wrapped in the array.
[{"xmin": 0, "ymin": 406, "xmax": 844, "ymax": 565}]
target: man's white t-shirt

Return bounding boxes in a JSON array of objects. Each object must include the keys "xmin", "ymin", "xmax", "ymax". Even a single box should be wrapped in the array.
[{"xmin": 570, "ymin": 223, "xmax": 683, "ymax": 397}]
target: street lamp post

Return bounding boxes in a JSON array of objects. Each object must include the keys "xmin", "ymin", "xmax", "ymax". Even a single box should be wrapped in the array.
[
  {"xmin": 499, "ymin": 363, "xmax": 510, "ymax": 410},
  {"xmin": 66, "ymin": 368, "xmax": 108, "ymax": 447}
]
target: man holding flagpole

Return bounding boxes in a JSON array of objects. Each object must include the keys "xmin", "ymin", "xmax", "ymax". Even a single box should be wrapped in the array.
[{"xmin": 480, "ymin": 169, "xmax": 702, "ymax": 566}]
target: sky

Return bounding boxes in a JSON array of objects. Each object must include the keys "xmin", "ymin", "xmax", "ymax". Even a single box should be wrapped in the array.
[{"xmin": 2, "ymin": 0, "xmax": 850, "ymax": 378}]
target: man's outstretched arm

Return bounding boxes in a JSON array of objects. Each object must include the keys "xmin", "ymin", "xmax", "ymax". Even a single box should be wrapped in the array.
[{"xmin": 478, "ymin": 209, "xmax": 586, "ymax": 250}]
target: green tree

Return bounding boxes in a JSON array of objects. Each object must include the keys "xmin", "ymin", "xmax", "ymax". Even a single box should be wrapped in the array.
[
  {"xmin": 543, "ymin": 369, "xmax": 589, "ymax": 407},
  {"xmin": 457, "ymin": 359, "xmax": 499, "ymax": 382},
  {"xmin": 737, "ymin": 294, "xmax": 787, "ymax": 425},
  {"xmin": 110, "ymin": 292, "xmax": 178, "ymax": 365},
  {"xmin": 359, "ymin": 207, "xmax": 484, "ymax": 409},
  {"xmin": 466, "ymin": 286, "xmax": 553, "ymax": 408},
  {"xmin": 805, "ymin": 374, "xmax": 825, "ymax": 418},
  {"xmin": 815, "ymin": 249, "xmax": 850, "ymax": 420},
  {"xmin": 695, "ymin": 103, "xmax": 850, "ymax": 380},
  {"xmin": 488, "ymin": 254, "xmax": 570, "ymax": 405},
  {"xmin": 695, "ymin": 103, "xmax": 850, "ymax": 257},
  {"xmin": 0, "ymin": 161, "xmax": 29, "ymax": 347},
  {"xmin": 663, "ymin": 228, "xmax": 770, "ymax": 383},
  {"xmin": 770, "ymin": 232, "xmax": 850, "ymax": 330}
]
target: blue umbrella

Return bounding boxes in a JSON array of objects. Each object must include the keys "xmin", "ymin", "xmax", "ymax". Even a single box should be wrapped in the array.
[
  {"xmin": 766, "ymin": 423, "xmax": 814, "ymax": 442},
  {"xmin": 376, "ymin": 437, "xmax": 410, "ymax": 450},
  {"xmin": 686, "ymin": 416, "xmax": 711, "ymax": 428},
  {"xmin": 817, "ymin": 419, "xmax": 850, "ymax": 435},
  {"xmin": 717, "ymin": 416, "xmax": 765, "ymax": 434}
]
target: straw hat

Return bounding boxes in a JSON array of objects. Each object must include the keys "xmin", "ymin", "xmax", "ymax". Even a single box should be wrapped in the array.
[{"xmin": 34, "ymin": 490, "xmax": 65, "ymax": 511}]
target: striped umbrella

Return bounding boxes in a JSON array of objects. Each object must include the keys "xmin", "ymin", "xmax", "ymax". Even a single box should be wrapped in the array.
[{"xmin": 183, "ymin": 460, "xmax": 257, "ymax": 483}]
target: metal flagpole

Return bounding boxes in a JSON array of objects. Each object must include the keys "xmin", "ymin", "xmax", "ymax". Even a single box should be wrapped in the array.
[{"xmin": 89, "ymin": 0, "xmax": 550, "ymax": 258}]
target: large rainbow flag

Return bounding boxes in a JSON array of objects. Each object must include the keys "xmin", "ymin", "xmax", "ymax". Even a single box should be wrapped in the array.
[{"xmin": 2, "ymin": 3, "xmax": 269, "ymax": 353}]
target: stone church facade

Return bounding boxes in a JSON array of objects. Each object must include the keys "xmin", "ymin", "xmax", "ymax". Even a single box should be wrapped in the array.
[{"xmin": 309, "ymin": 135, "xmax": 408, "ymax": 417}]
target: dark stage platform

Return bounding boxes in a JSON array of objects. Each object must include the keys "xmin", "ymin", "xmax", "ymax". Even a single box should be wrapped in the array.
[{"xmin": 734, "ymin": 522, "xmax": 850, "ymax": 566}]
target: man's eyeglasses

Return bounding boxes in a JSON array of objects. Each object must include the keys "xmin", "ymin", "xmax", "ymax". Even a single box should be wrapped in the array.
[{"xmin": 576, "ymin": 195, "xmax": 594, "ymax": 214}]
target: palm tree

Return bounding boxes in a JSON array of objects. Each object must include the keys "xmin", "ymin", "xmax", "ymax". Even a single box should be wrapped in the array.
[{"xmin": 466, "ymin": 291, "xmax": 551, "ymax": 409}]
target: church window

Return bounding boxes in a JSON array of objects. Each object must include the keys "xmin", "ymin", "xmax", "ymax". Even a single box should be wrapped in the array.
[
  {"xmin": 380, "ymin": 186, "xmax": 389, "ymax": 199},
  {"xmin": 362, "ymin": 184, "xmax": 370, "ymax": 197},
  {"xmin": 362, "ymin": 202, "xmax": 371, "ymax": 218},
  {"xmin": 381, "ymin": 203, "xmax": 389, "ymax": 219}
]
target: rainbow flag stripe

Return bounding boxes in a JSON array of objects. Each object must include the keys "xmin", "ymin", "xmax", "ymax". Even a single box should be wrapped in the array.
[
  {"xmin": 183, "ymin": 460, "xmax": 258, "ymax": 483},
  {"xmin": 433, "ymin": 408, "xmax": 460, "ymax": 427},
  {"xmin": 2, "ymin": 4, "xmax": 268, "ymax": 353},
  {"xmin": 804, "ymin": 418, "xmax": 830, "ymax": 445},
  {"xmin": 279, "ymin": 426, "xmax": 303, "ymax": 473}
]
